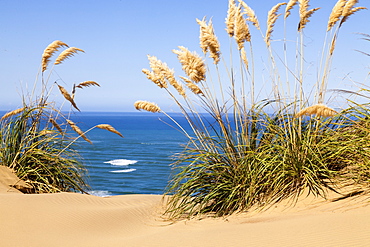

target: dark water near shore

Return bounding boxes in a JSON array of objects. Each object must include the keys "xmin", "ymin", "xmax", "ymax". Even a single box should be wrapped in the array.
[{"xmin": 70, "ymin": 112, "xmax": 190, "ymax": 196}]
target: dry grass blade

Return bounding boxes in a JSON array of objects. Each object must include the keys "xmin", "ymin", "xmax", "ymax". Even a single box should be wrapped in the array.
[
  {"xmin": 173, "ymin": 46, "xmax": 206, "ymax": 83},
  {"xmin": 57, "ymin": 84, "xmax": 80, "ymax": 111},
  {"xmin": 327, "ymin": 0, "xmax": 347, "ymax": 31},
  {"xmin": 96, "ymin": 124, "xmax": 124, "ymax": 138},
  {"xmin": 41, "ymin": 40, "xmax": 68, "ymax": 72},
  {"xmin": 285, "ymin": 0, "xmax": 298, "ymax": 19},
  {"xmin": 75, "ymin": 81, "xmax": 100, "ymax": 88},
  {"xmin": 234, "ymin": 4, "xmax": 251, "ymax": 50},
  {"xmin": 66, "ymin": 119, "xmax": 92, "ymax": 144},
  {"xmin": 180, "ymin": 76, "xmax": 204, "ymax": 95},
  {"xmin": 265, "ymin": 3, "xmax": 287, "ymax": 47},
  {"xmin": 49, "ymin": 118, "xmax": 64, "ymax": 134},
  {"xmin": 134, "ymin": 100, "xmax": 161, "ymax": 113},
  {"xmin": 226, "ymin": 0, "xmax": 237, "ymax": 37},
  {"xmin": 196, "ymin": 17, "xmax": 221, "ymax": 64},
  {"xmin": 239, "ymin": 0, "xmax": 260, "ymax": 29},
  {"xmin": 54, "ymin": 47, "xmax": 85, "ymax": 65},
  {"xmin": 295, "ymin": 104, "xmax": 338, "ymax": 117},
  {"xmin": 1, "ymin": 107, "xmax": 25, "ymax": 121}
]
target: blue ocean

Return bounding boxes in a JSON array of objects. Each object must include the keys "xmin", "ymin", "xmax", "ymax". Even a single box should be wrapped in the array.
[{"xmin": 70, "ymin": 112, "xmax": 191, "ymax": 197}]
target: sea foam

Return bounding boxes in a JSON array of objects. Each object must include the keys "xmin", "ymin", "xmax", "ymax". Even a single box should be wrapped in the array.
[
  {"xmin": 110, "ymin": 169, "xmax": 137, "ymax": 173},
  {"xmin": 104, "ymin": 159, "xmax": 138, "ymax": 166}
]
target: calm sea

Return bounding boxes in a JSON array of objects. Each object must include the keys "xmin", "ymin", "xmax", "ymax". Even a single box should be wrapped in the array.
[{"xmin": 70, "ymin": 112, "xmax": 190, "ymax": 196}]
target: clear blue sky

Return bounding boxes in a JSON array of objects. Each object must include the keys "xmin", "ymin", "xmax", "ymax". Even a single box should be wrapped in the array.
[{"xmin": 1, "ymin": 0, "xmax": 369, "ymax": 112}]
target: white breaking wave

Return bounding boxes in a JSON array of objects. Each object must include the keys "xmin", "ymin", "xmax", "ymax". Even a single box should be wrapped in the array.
[
  {"xmin": 110, "ymin": 169, "xmax": 137, "ymax": 173},
  {"xmin": 104, "ymin": 159, "xmax": 138, "ymax": 166}
]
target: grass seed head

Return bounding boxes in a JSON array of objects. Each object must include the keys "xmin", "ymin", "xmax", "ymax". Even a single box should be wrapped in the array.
[
  {"xmin": 66, "ymin": 119, "xmax": 92, "ymax": 144},
  {"xmin": 295, "ymin": 104, "xmax": 337, "ymax": 118},
  {"xmin": 134, "ymin": 100, "xmax": 161, "ymax": 113},
  {"xmin": 57, "ymin": 84, "xmax": 80, "ymax": 111},
  {"xmin": 266, "ymin": 3, "xmax": 287, "ymax": 47},
  {"xmin": 96, "ymin": 124, "xmax": 123, "ymax": 138},
  {"xmin": 234, "ymin": 4, "xmax": 251, "ymax": 50},
  {"xmin": 226, "ymin": 0, "xmax": 237, "ymax": 37},
  {"xmin": 285, "ymin": 0, "xmax": 298, "ymax": 19},
  {"xmin": 76, "ymin": 81, "xmax": 100, "ymax": 88},
  {"xmin": 173, "ymin": 46, "xmax": 206, "ymax": 83},
  {"xmin": 196, "ymin": 17, "xmax": 221, "ymax": 64},
  {"xmin": 238, "ymin": 0, "xmax": 260, "ymax": 29},
  {"xmin": 41, "ymin": 40, "xmax": 68, "ymax": 72},
  {"xmin": 1, "ymin": 107, "xmax": 25, "ymax": 121},
  {"xmin": 54, "ymin": 47, "xmax": 85, "ymax": 65}
]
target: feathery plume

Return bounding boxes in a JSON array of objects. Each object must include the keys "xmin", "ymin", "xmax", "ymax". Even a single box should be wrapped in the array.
[
  {"xmin": 134, "ymin": 100, "xmax": 161, "ymax": 113},
  {"xmin": 1, "ymin": 107, "xmax": 25, "ymax": 121},
  {"xmin": 49, "ymin": 118, "xmax": 64, "ymax": 134},
  {"xmin": 96, "ymin": 124, "xmax": 123, "ymax": 138},
  {"xmin": 285, "ymin": 0, "xmax": 298, "ymax": 19},
  {"xmin": 234, "ymin": 4, "xmax": 251, "ymax": 50},
  {"xmin": 41, "ymin": 40, "xmax": 68, "ymax": 72},
  {"xmin": 75, "ymin": 81, "xmax": 100, "ymax": 88},
  {"xmin": 265, "ymin": 3, "xmax": 287, "ymax": 47},
  {"xmin": 54, "ymin": 47, "xmax": 85, "ymax": 65},
  {"xmin": 146, "ymin": 55, "xmax": 185, "ymax": 96},
  {"xmin": 196, "ymin": 18, "xmax": 221, "ymax": 64},
  {"xmin": 180, "ymin": 76, "xmax": 204, "ymax": 95},
  {"xmin": 298, "ymin": 0, "xmax": 320, "ymax": 31},
  {"xmin": 327, "ymin": 0, "xmax": 347, "ymax": 31},
  {"xmin": 57, "ymin": 84, "xmax": 80, "ymax": 111},
  {"xmin": 173, "ymin": 46, "xmax": 206, "ymax": 83},
  {"xmin": 340, "ymin": 0, "xmax": 367, "ymax": 26},
  {"xmin": 295, "ymin": 104, "xmax": 337, "ymax": 118},
  {"xmin": 66, "ymin": 119, "xmax": 92, "ymax": 144},
  {"xmin": 226, "ymin": 0, "xmax": 237, "ymax": 37},
  {"xmin": 142, "ymin": 68, "xmax": 166, "ymax": 88},
  {"xmin": 238, "ymin": 0, "xmax": 260, "ymax": 29}
]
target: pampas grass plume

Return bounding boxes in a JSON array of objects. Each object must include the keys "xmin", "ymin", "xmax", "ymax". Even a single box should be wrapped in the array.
[
  {"xmin": 285, "ymin": 0, "xmax": 298, "ymax": 19},
  {"xmin": 173, "ymin": 46, "xmax": 206, "ymax": 83},
  {"xmin": 66, "ymin": 119, "xmax": 92, "ymax": 144},
  {"xmin": 234, "ymin": 4, "xmax": 251, "ymax": 50},
  {"xmin": 57, "ymin": 84, "xmax": 80, "ymax": 111},
  {"xmin": 41, "ymin": 40, "xmax": 68, "ymax": 72},
  {"xmin": 134, "ymin": 100, "xmax": 161, "ymax": 113},
  {"xmin": 327, "ymin": 0, "xmax": 347, "ymax": 31},
  {"xmin": 76, "ymin": 81, "xmax": 100, "ymax": 88},
  {"xmin": 239, "ymin": 0, "xmax": 260, "ymax": 29},
  {"xmin": 1, "ymin": 107, "xmax": 25, "ymax": 121},
  {"xmin": 196, "ymin": 17, "xmax": 221, "ymax": 64},
  {"xmin": 295, "ymin": 104, "xmax": 337, "ymax": 118},
  {"xmin": 96, "ymin": 124, "xmax": 123, "ymax": 138},
  {"xmin": 226, "ymin": 0, "xmax": 237, "ymax": 37},
  {"xmin": 265, "ymin": 2, "xmax": 287, "ymax": 47},
  {"xmin": 180, "ymin": 76, "xmax": 203, "ymax": 95},
  {"xmin": 54, "ymin": 47, "xmax": 85, "ymax": 65}
]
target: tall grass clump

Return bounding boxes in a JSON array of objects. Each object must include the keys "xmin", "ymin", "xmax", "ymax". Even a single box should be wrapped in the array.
[
  {"xmin": 0, "ymin": 41, "xmax": 123, "ymax": 193},
  {"xmin": 135, "ymin": 0, "xmax": 369, "ymax": 218}
]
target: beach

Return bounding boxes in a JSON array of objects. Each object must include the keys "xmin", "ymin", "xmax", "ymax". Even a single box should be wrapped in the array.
[{"xmin": 1, "ymin": 166, "xmax": 370, "ymax": 247}]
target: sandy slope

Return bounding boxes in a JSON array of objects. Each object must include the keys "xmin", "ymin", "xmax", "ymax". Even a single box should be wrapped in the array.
[
  {"xmin": 1, "ymin": 165, "xmax": 370, "ymax": 247},
  {"xmin": 0, "ymin": 192, "xmax": 369, "ymax": 247}
]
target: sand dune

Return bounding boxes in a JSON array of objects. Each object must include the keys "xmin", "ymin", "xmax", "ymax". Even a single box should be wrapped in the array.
[
  {"xmin": 0, "ymin": 191, "xmax": 369, "ymax": 247},
  {"xmin": 1, "ymin": 165, "xmax": 370, "ymax": 247}
]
